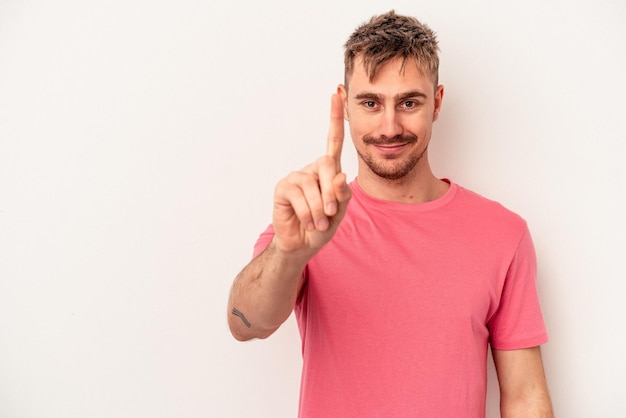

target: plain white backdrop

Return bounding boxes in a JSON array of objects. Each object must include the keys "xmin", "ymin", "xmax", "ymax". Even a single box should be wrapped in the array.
[{"xmin": 1, "ymin": 0, "xmax": 624, "ymax": 416}]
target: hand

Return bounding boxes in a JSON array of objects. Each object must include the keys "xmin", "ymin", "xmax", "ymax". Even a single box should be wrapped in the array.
[{"xmin": 272, "ymin": 92, "xmax": 352, "ymax": 255}]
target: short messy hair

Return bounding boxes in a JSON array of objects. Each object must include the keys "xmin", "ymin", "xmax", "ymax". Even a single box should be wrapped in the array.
[{"xmin": 344, "ymin": 10, "xmax": 440, "ymax": 89}]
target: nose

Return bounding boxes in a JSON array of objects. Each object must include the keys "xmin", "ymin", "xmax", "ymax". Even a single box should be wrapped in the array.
[{"xmin": 377, "ymin": 108, "xmax": 403, "ymax": 139}]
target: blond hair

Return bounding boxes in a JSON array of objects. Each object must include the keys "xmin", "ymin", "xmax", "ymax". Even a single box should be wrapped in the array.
[{"xmin": 344, "ymin": 11, "xmax": 440, "ymax": 88}]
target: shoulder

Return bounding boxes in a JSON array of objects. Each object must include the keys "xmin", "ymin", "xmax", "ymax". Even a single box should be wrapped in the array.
[
  {"xmin": 455, "ymin": 184, "xmax": 524, "ymax": 218},
  {"xmin": 451, "ymin": 183, "xmax": 529, "ymax": 238}
]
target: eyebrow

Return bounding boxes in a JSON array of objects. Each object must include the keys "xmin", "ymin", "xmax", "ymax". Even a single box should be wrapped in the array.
[{"xmin": 353, "ymin": 90, "xmax": 428, "ymax": 101}]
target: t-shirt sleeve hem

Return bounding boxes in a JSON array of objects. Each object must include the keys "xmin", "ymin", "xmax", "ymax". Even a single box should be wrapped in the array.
[
  {"xmin": 253, "ymin": 224, "xmax": 275, "ymax": 258},
  {"xmin": 490, "ymin": 333, "xmax": 549, "ymax": 351}
]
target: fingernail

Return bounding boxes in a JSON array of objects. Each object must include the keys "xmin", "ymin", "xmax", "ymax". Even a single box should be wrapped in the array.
[
  {"xmin": 326, "ymin": 202, "xmax": 337, "ymax": 215},
  {"xmin": 318, "ymin": 217, "xmax": 329, "ymax": 231}
]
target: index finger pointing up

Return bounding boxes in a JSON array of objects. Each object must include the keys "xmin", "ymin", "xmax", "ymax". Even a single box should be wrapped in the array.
[{"xmin": 326, "ymin": 93, "xmax": 345, "ymax": 169}]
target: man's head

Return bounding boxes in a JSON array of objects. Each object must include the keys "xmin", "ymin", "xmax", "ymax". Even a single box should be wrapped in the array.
[
  {"xmin": 344, "ymin": 11, "xmax": 439, "ymax": 91},
  {"xmin": 338, "ymin": 11, "xmax": 444, "ymax": 184}
]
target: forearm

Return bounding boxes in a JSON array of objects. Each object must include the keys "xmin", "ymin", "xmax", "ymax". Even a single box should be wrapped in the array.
[
  {"xmin": 494, "ymin": 347, "xmax": 554, "ymax": 418},
  {"xmin": 228, "ymin": 238, "xmax": 310, "ymax": 341},
  {"xmin": 500, "ymin": 391, "xmax": 553, "ymax": 418}
]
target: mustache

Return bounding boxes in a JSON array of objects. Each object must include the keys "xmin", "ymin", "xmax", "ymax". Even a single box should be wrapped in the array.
[{"xmin": 362, "ymin": 134, "xmax": 417, "ymax": 145}]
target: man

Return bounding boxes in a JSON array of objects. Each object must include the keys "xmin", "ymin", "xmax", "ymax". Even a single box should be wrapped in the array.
[{"xmin": 228, "ymin": 11, "xmax": 553, "ymax": 417}]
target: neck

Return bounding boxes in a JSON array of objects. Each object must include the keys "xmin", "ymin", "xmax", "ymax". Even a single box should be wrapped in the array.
[{"xmin": 355, "ymin": 157, "xmax": 449, "ymax": 203}]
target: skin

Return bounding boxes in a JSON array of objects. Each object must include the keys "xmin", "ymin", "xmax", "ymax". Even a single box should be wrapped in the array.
[
  {"xmin": 227, "ymin": 55, "xmax": 553, "ymax": 417},
  {"xmin": 494, "ymin": 347, "xmax": 554, "ymax": 417},
  {"xmin": 338, "ymin": 56, "xmax": 448, "ymax": 203},
  {"xmin": 227, "ymin": 93, "xmax": 350, "ymax": 341}
]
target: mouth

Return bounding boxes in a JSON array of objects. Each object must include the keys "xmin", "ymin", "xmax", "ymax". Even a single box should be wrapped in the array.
[
  {"xmin": 375, "ymin": 143, "xmax": 408, "ymax": 149},
  {"xmin": 373, "ymin": 142, "xmax": 410, "ymax": 155}
]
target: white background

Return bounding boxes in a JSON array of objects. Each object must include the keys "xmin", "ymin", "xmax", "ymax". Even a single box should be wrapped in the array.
[{"xmin": 1, "ymin": 0, "xmax": 624, "ymax": 416}]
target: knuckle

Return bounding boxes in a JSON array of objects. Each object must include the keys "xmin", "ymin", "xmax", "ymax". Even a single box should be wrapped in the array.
[
  {"xmin": 294, "ymin": 204, "xmax": 311, "ymax": 221},
  {"xmin": 318, "ymin": 155, "xmax": 335, "ymax": 168}
]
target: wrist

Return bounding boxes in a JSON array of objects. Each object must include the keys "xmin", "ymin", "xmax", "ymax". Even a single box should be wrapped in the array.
[{"xmin": 267, "ymin": 236, "xmax": 314, "ymax": 273}]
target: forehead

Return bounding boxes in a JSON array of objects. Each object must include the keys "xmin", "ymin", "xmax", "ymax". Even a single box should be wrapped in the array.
[{"xmin": 347, "ymin": 56, "xmax": 435, "ymax": 95}]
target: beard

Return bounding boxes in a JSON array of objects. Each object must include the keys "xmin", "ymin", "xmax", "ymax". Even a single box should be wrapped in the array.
[{"xmin": 357, "ymin": 134, "xmax": 425, "ymax": 181}]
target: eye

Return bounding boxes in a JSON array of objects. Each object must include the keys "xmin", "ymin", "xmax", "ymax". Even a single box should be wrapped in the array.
[
  {"xmin": 402, "ymin": 100, "xmax": 416, "ymax": 109},
  {"xmin": 364, "ymin": 100, "xmax": 377, "ymax": 108}
]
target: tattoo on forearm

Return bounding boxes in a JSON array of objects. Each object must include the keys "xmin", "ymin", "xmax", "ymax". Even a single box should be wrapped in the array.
[{"xmin": 231, "ymin": 308, "xmax": 252, "ymax": 328}]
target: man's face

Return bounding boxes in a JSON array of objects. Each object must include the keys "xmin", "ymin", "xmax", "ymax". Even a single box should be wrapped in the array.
[{"xmin": 340, "ymin": 57, "xmax": 443, "ymax": 181}]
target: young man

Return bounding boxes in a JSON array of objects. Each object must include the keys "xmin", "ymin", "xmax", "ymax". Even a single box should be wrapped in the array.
[{"xmin": 228, "ymin": 11, "xmax": 553, "ymax": 417}]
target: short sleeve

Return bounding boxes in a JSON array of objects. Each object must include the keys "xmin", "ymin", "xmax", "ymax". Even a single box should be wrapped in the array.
[
  {"xmin": 253, "ymin": 224, "xmax": 275, "ymax": 258},
  {"xmin": 488, "ymin": 227, "xmax": 549, "ymax": 350}
]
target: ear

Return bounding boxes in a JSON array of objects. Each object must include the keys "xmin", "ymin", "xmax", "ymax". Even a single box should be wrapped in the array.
[
  {"xmin": 433, "ymin": 84, "xmax": 444, "ymax": 122},
  {"xmin": 338, "ymin": 84, "xmax": 349, "ymax": 120}
]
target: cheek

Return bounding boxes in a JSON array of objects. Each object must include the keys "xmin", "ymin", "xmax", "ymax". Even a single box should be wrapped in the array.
[
  {"xmin": 400, "ymin": 115, "xmax": 430, "ymax": 133},
  {"xmin": 348, "ymin": 114, "xmax": 377, "ymax": 138}
]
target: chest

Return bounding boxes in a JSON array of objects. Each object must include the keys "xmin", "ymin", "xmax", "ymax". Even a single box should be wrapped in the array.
[{"xmin": 304, "ymin": 210, "xmax": 510, "ymax": 331}]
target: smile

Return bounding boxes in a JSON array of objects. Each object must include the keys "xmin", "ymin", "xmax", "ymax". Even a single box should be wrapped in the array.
[{"xmin": 374, "ymin": 143, "xmax": 410, "ymax": 154}]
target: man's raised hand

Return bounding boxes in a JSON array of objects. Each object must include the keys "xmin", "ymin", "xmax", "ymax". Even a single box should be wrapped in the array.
[{"xmin": 272, "ymin": 92, "xmax": 352, "ymax": 255}]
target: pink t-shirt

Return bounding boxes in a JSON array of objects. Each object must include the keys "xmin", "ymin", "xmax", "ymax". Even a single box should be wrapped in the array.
[{"xmin": 254, "ymin": 180, "xmax": 548, "ymax": 417}]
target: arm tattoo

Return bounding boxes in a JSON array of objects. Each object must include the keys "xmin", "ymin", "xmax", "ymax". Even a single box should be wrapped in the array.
[{"xmin": 231, "ymin": 308, "xmax": 252, "ymax": 328}]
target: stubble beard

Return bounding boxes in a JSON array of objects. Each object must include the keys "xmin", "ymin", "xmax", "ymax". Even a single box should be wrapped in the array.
[{"xmin": 357, "ymin": 134, "xmax": 426, "ymax": 181}]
